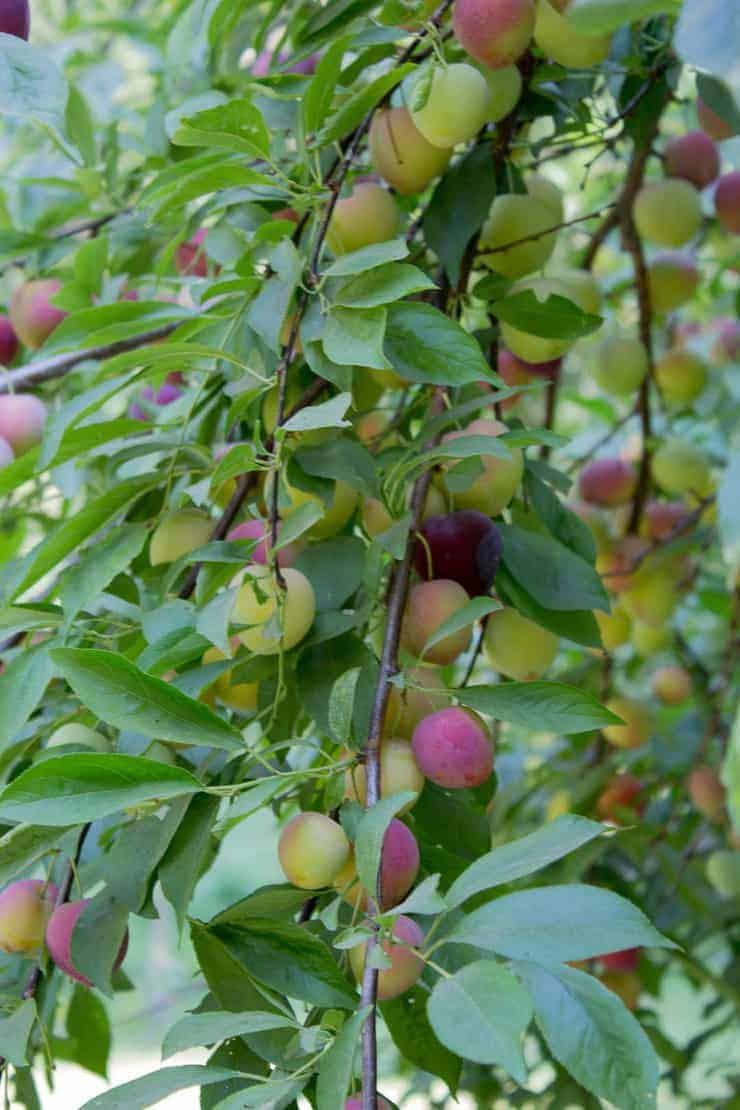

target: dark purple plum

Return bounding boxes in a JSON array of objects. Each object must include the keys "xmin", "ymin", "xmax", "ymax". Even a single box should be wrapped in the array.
[
  {"xmin": 0, "ymin": 0, "xmax": 30, "ymax": 38},
  {"xmin": 413, "ymin": 511, "xmax": 502, "ymax": 596}
]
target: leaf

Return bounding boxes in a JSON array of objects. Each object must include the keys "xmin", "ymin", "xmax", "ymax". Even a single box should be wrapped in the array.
[
  {"xmin": 526, "ymin": 469, "xmax": 596, "ymax": 564},
  {"xmin": 514, "ymin": 961, "xmax": 659, "ymax": 1109},
  {"xmin": 318, "ymin": 65, "xmax": 414, "ymax": 143},
  {"xmin": 380, "ymin": 874, "xmax": 447, "ymax": 918},
  {"xmin": 328, "ymin": 667, "xmax": 362, "ymax": 743},
  {"xmin": 445, "ymin": 816, "xmax": 605, "ymax": 908},
  {"xmin": 70, "ymin": 894, "xmax": 130, "ymax": 995},
  {"xmin": 447, "ymin": 884, "xmax": 677, "ymax": 962},
  {"xmin": 0, "ymin": 648, "xmax": 55, "ymax": 751},
  {"xmin": 282, "ymin": 392, "xmax": 352, "ymax": 433},
  {"xmin": 718, "ymin": 450, "xmax": 740, "ymax": 582},
  {"xmin": 496, "ymin": 564, "xmax": 602, "ymax": 648},
  {"xmin": 332, "ymin": 263, "xmax": 435, "ymax": 309},
  {"xmin": 568, "ymin": 0, "xmax": 679, "ymax": 33},
  {"xmin": 316, "ymin": 1007, "xmax": 369, "ymax": 1110},
  {"xmin": 101, "ymin": 802, "xmax": 188, "ymax": 913},
  {"xmin": 498, "ymin": 524, "xmax": 609, "ymax": 612},
  {"xmin": 162, "ymin": 1011, "xmax": 296, "ymax": 1060},
  {"xmin": 295, "ymin": 536, "xmax": 367, "ymax": 611},
  {"xmin": 246, "ymin": 239, "xmax": 302, "ymax": 353},
  {"xmin": 456, "ymin": 682, "xmax": 621, "ymax": 735},
  {"xmin": 0, "ymin": 824, "xmax": 70, "ymax": 887},
  {"xmin": 424, "ymin": 146, "xmax": 498, "ymax": 284},
  {"xmin": 427, "ymin": 961, "xmax": 532, "ymax": 1080},
  {"xmin": 491, "ymin": 291, "xmax": 602, "ymax": 340},
  {"xmin": 296, "ymin": 633, "xmax": 378, "ymax": 738},
  {"xmin": 722, "ymin": 703, "xmax": 740, "ymax": 832},
  {"xmin": 0, "ymin": 35, "xmax": 69, "ymax": 150},
  {"xmin": 385, "ymin": 302, "xmax": 496, "ymax": 386},
  {"xmin": 173, "ymin": 97, "xmax": 270, "ymax": 158},
  {"xmin": 65, "ymin": 986, "xmax": 111, "ymax": 1078},
  {"xmin": 674, "ymin": 0, "xmax": 740, "ymax": 100},
  {"xmin": 324, "ymin": 306, "xmax": 389, "ymax": 370},
  {"xmin": 303, "ymin": 36, "xmax": 349, "ymax": 133},
  {"xmin": 696, "ymin": 72, "xmax": 740, "ymax": 133},
  {"xmin": 58, "ymin": 524, "xmax": 148, "ymax": 633},
  {"xmin": 422, "ymin": 598, "xmax": 500, "ymax": 656},
  {"xmin": 65, "ymin": 82, "xmax": 96, "ymax": 165},
  {"xmin": 160, "ymin": 794, "xmax": 220, "ymax": 931},
  {"xmin": 51, "ymin": 648, "xmax": 243, "ymax": 752},
  {"xmin": 0, "ymin": 1000, "xmax": 36, "ymax": 1067},
  {"xmin": 355, "ymin": 793, "xmax": 419, "ymax": 898},
  {"xmin": 295, "ymin": 439, "xmax": 379, "ymax": 497},
  {"xmin": 78, "ymin": 1066, "xmax": 244, "ymax": 1110},
  {"xmin": 323, "ymin": 238, "xmax": 409, "ymax": 277},
  {"xmin": 381, "ymin": 988, "xmax": 461, "ymax": 1095},
  {"xmin": 0, "ymin": 754, "xmax": 201, "ymax": 825}
]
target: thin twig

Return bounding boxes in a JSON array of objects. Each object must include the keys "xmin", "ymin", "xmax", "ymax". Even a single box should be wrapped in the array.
[{"xmin": 477, "ymin": 204, "xmax": 615, "ymax": 258}]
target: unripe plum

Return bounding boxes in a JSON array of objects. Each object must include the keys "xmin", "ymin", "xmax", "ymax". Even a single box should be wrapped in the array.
[
  {"xmin": 497, "ymin": 348, "xmax": 535, "ymax": 407},
  {"xmin": 534, "ymin": 0, "xmax": 611, "ymax": 69},
  {"xmin": 633, "ymin": 180, "xmax": 702, "ymax": 247},
  {"xmin": 621, "ymin": 565, "xmax": 678, "ymax": 628},
  {"xmin": 149, "ymin": 509, "xmax": 213, "ymax": 565},
  {"xmin": 283, "ymin": 477, "xmax": 358, "ymax": 540},
  {"xmin": 651, "ymin": 664, "xmax": 691, "ymax": 705},
  {"xmin": 655, "ymin": 348, "xmax": 707, "ymax": 408},
  {"xmin": 697, "ymin": 98, "xmax": 736, "ymax": 142},
  {"xmin": 412, "ymin": 707, "xmax": 494, "ymax": 789},
  {"xmin": 202, "ymin": 645, "xmax": 259, "ymax": 713},
  {"xmin": 550, "ymin": 266, "xmax": 601, "ymax": 314},
  {"xmin": 349, "ymin": 915, "xmax": 424, "ymax": 1000},
  {"xmin": 335, "ymin": 819, "xmax": 420, "ymax": 911},
  {"xmin": 453, "ymin": 0, "xmax": 534, "ymax": 69},
  {"xmin": 48, "ymin": 724, "xmax": 109, "ymax": 751},
  {"xmin": 643, "ymin": 499, "xmax": 690, "ymax": 540},
  {"xmin": 687, "ymin": 765, "xmax": 725, "ymax": 822},
  {"xmin": 0, "ymin": 436, "xmax": 13, "ymax": 468},
  {"xmin": 484, "ymin": 606, "xmax": 558, "ymax": 679},
  {"xmin": 0, "ymin": 314, "xmax": 19, "ymax": 364},
  {"xmin": 647, "ymin": 254, "xmax": 699, "ymax": 314},
  {"xmin": 327, "ymin": 183, "xmax": 400, "ymax": 255},
  {"xmin": 706, "ymin": 850, "xmax": 740, "ymax": 898},
  {"xmin": 344, "ymin": 739, "xmax": 425, "ymax": 808},
  {"xmin": 546, "ymin": 790, "xmax": 571, "ymax": 821},
  {"xmin": 652, "ymin": 439, "xmax": 713, "ymax": 498},
  {"xmin": 278, "ymin": 811, "xmax": 351, "ymax": 890},
  {"xmin": 596, "ymin": 535, "xmax": 649, "ymax": 595},
  {"xmin": 483, "ymin": 65, "xmax": 523, "ymax": 121},
  {"xmin": 579, "ymin": 458, "xmax": 636, "ymax": 508},
  {"xmin": 410, "ymin": 64, "xmax": 491, "ymax": 149},
  {"xmin": 602, "ymin": 696, "xmax": 650, "ymax": 749},
  {"xmin": 480, "ymin": 192, "xmax": 558, "ymax": 278},
  {"xmin": 0, "ymin": 880, "xmax": 58, "ymax": 956},
  {"xmin": 443, "ymin": 417, "xmax": 523, "ymax": 516},
  {"xmin": 401, "ymin": 579, "xmax": 473, "ymax": 664},
  {"xmin": 595, "ymin": 773, "xmax": 645, "ymax": 824},
  {"xmin": 413, "ymin": 511, "xmax": 502, "ymax": 596},
  {"xmin": 354, "ymin": 409, "xmax": 392, "ymax": 446},
  {"xmin": 631, "ymin": 619, "xmax": 671, "ymax": 655},
  {"xmin": 0, "ymin": 0, "xmax": 30, "ymax": 38},
  {"xmin": 599, "ymin": 947, "xmax": 640, "ymax": 973},
  {"xmin": 714, "ymin": 171, "xmax": 740, "ymax": 234},
  {"xmin": 175, "ymin": 229, "xmax": 209, "ymax": 276},
  {"xmin": 369, "ymin": 107, "xmax": 451, "ymax": 195},
  {"xmin": 228, "ymin": 518, "xmax": 302, "ymax": 568},
  {"xmin": 664, "ymin": 131, "xmax": 720, "ymax": 189},
  {"xmin": 600, "ymin": 969, "xmax": 641, "ymax": 1010},
  {"xmin": 0, "ymin": 393, "xmax": 47, "ymax": 455},
  {"xmin": 9, "ymin": 279, "xmax": 67, "ymax": 349},
  {"xmin": 385, "ymin": 665, "xmax": 448, "ymax": 739},
  {"xmin": 46, "ymin": 899, "xmax": 129, "ymax": 986},
  {"xmin": 592, "ymin": 336, "xmax": 648, "ymax": 396},
  {"xmin": 362, "ymin": 497, "xmax": 393, "ymax": 537},
  {"xmin": 595, "ymin": 605, "xmax": 631, "ymax": 651},
  {"xmin": 234, "ymin": 564, "xmax": 316, "ymax": 655}
]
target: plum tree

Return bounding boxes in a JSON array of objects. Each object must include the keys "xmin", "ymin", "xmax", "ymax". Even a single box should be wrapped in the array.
[
  {"xmin": 602, "ymin": 696, "xmax": 651, "ymax": 749},
  {"xmin": 349, "ymin": 915, "xmax": 424, "ymax": 1000},
  {"xmin": 0, "ymin": 313, "xmax": 18, "ymax": 364},
  {"xmin": 9, "ymin": 279, "xmax": 67, "ymax": 349},
  {"xmin": 278, "ymin": 812, "xmax": 351, "ymax": 889},
  {"xmin": 482, "ymin": 64, "xmax": 523, "ymax": 121},
  {"xmin": 334, "ymin": 819, "xmax": 420, "ymax": 911},
  {"xmin": 409, "ymin": 64, "xmax": 491, "ymax": 148},
  {"xmin": 452, "ymin": 0, "xmax": 534, "ymax": 68},
  {"xmin": 579, "ymin": 458, "xmax": 636, "ymax": 507},
  {"xmin": 443, "ymin": 417, "xmax": 523, "ymax": 515},
  {"xmin": 592, "ymin": 336, "xmax": 648, "ymax": 395},
  {"xmin": 647, "ymin": 254, "xmax": 699, "ymax": 313},
  {"xmin": 202, "ymin": 645, "xmax": 259, "ymax": 713},
  {"xmin": 714, "ymin": 171, "xmax": 740, "ymax": 233},
  {"xmin": 479, "ymin": 190, "xmax": 559, "ymax": 278},
  {"xmin": 149, "ymin": 509, "xmax": 213, "ymax": 565},
  {"xmin": 651, "ymin": 664, "xmax": 691, "ymax": 705},
  {"xmin": 401, "ymin": 579, "xmax": 473, "ymax": 664},
  {"xmin": 369, "ymin": 107, "xmax": 451, "ymax": 195},
  {"xmin": 0, "ymin": 0, "xmax": 30, "ymax": 37},
  {"xmin": 0, "ymin": 392, "xmax": 46, "ymax": 455},
  {"xmin": 595, "ymin": 773, "xmax": 645, "ymax": 824},
  {"xmin": 697, "ymin": 97, "xmax": 736, "ymax": 141},
  {"xmin": 233, "ymin": 565, "xmax": 316, "ymax": 654},
  {"xmin": 633, "ymin": 180, "xmax": 702, "ymax": 247},
  {"xmin": 0, "ymin": 880, "xmax": 58, "ymax": 956},
  {"xmin": 533, "ymin": 0, "xmax": 611, "ymax": 68},
  {"xmin": 385, "ymin": 665, "xmax": 448, "ymax": 739},
  {"xmin": 345, "ymin": 738, "xmax": 425, "ymax": 808},
  {"xmin": 412, "ymin": 707, "xmax": 494, "ymax": 788},
  {"xmin": 175, "ymin": 229, "xmax": 209, "ymax": 276},
  {"xmin": 484, "ymin": 606, "xmax": 558, "ymax": 679},
  {"xmin": 664, "ymin": 131, "xmax": 720, "ymax": 189},
  {"xmin": 652, "ymin": 439, "xmax": 713, "ymax": 497},
  {"xmin": 413, "ymin": 510, "xmax": 502, "ymax": 595},
  {"xmin": 326, "ymin": 183, "xmax": 400, "ymax": 254},
  {"xmin": 687, "ymin": 765, "xmax": 725, "ymax": 822},
  {"xmin": 46, "ymin": 899, "xmax": 129, "ymax": 986},
  {"xmin": 47, "ymin": 724, "xmax": 109, "ymax": 751}
]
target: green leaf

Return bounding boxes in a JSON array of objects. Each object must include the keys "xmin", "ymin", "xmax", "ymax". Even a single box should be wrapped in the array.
[
  {"xmin": 427, "ymin": 961, "xmax": 532, "ymax": 1080},
  {"xmin": 65, "ymin": 985, "xmax": 111, "ymax": 1078},
  {"xmin": 328, "ymin": 667, "xmax": 362, "ymax": 743},
  {"xmin": 0, "ymin": 754, "xmax": 200, "ymax": 825},
  {"xmin": 568, "ymin": 0, "xmax": 679, "ymax": 33},
  {"xmin": 0, "ymin": 35, "xmax": 70, "ymax": 152},
  {"xmin": 0, "ymin": 648, "xmax": 55, "ymax": 751},
  {"xmin": 718, "ymin": 450, "xmax": 740, "ymax": 581},
  {"xmin": 295, "ymin": 439, "xmax": 379, "ymax": 497},
  {"xmin": 173, "ymin": 97, "xmax": 270, "ymax": 158},
  {"xmin": 246, "ymin": 239, "xmax": 302, "ymax": 353},
  {"xmin": 303, "ymin": 35, "xmax": 350, "ymax": 134},
  {"xmin": 332, "ymin": 263, "xmax": 435, "ymax": 308},
  {"xmin": 355, "ymin": 793, "xmax": 419, "ymax": 899},
  {"xmin": 0, "ymin": 824, "xmax": 70, "ymax": 887},
  {"xmin": 491, "ymin": 291, "xmax": 602, "ymax": 340},
  {"xmin": 51, "ymin": 648, "xmax": 244, "ymax": 752},
  {"xmin": 445, "ymin": 816, "xmax": 605, "ymax": 908},
  {"xmin": 526, "ymin": 469, "xmax": 596, "ymax": 564},
  {"xmin": 422, "ymin": 598, "xmax": 500, "ymax": 657},
  {"xmin": 295, "ymin": 536, "xmax": 366, "ymax": 610},
  {"xmin": 456, "ymin": 682, "xmax": 621, "ymax": 735},
  {"xmin": 318, "ymin": 64, "xmax": 414, "ymax": 143},
  {"xmin": 282, "ymin": 392, "xmax": 352, "ymax": 433},
  {"xmin": 160, "ymin": 794, "xmax": 220, "ymax": 931},
  {"xmin": 296, "ymin": 633, "xmax": 378, "ymax": 738},
  {"xmin": 696, "ymin": 73, "xmax": 740, "ymax": 133},
  {"xmin": 70, "ymin": 893, "xmax": 130, "ymax": 995},
  {"xmin": 447, "ymin": 884, "xmax": 677, "ymax": 962},
  {"xmin": 323, "ymin": 238, "xmax": 409, "ymax": 277},
  {"xmin": 162, "ymin": 1011, "xmax": 296, "ymax": 1060},
  {"xmin": 498, "ymin": 524, "xmax": 609, "ymax": 612},
  {"xmin": 496, "ymin": 564, "xmax": 602, "ymax": 648},
  {"xmin": 0, "ymin": 604, "xmax": 62, "ymax": 637},
  {"xmin": 65, "ymin": 82, "xmax": 96, "ymax": 165},
  {"xmin": 78, "ymin": 1066, "xmax": 244, "ymax": 1110},
  {"xmin": 210, "ymin": 918, "xmax": 357, "ymax": 1007},
  {"xmin": 316, "ymin": 1007, "xmax": 369, "ymax": 1110},
  {"xmin": 101, "ymin": 801, "xmax": 188, "ymax": 913},
  {"xmin": 324, "ymin": 306, "xmax": 389, "ymax": 370},
  {"xmin": 58, "ymin": 524, "xmax": 148, "ymax": 633},
  {"xmin": 0, "ymin": 1000, "xmax": 36, "ymax": 1067},
  {"xmin": 381, "ymin": 988, "xmax": 461, "ymax": 1096},
  {"xmin": 45, "ymin": 301, "xmax": 191, "ymax": 355},
  {"xmin": 722, "ymin": 704, "xmax": 740, "ymax": 831},
  {"xmin": 384, "ymin": 302, "xmax": 495, "ymax": 386},
  {"xmin": 674, "ymin": 0, "xmax": 739, "ymax": 99},
  {"xmin": 424, "ymin": 145, "xmax": 498, "ymax": 284},
  {"xmin": 514, "ymin": 961, "xmax": 659, "ymax": 1109}
]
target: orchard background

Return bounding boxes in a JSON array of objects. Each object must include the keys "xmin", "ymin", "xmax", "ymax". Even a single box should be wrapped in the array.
[{"xmin": 0, "ymin": 0, "xmax": 738, "ymax": 1106}]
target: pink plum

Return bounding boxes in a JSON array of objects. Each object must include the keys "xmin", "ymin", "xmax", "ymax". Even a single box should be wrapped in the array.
[
  {"xmin": 46, "ymin": 899, "xmax": 129, "ymax": 986},
  {"xmin": 579, "ymin": 458, "xmax": 636, "ymax": 507},
  {"xmin": 715, "ymin": 172, "xmax": 740, "ymax": 234},
  {"xmin": 453, "ymin": 0, "xmax": 535, "ymax": 68},
  {"xmin": 664, "ymin": 131, "xmax": 720, "ymax": 189},
  {"xmin": 228, "ymin": 518, "xmax": 303, "ymax": 568},
  {"xmin": 9, "ymin": 279, "xmax": 67, "ymax": 349},
  {"xmin": 412, "ymin": 707, "xmax": 494, "ymax": 789},
  {"xmin": 349, "ymin": 915, "xmax": 424, "ymax": 1000},
  {"xmin": 0, "ymin": 393, "xmax": 47, "ymax": 455},
  {"xmin": 175, "ymin": 229, "xmax": 209, "ymax": 276}
]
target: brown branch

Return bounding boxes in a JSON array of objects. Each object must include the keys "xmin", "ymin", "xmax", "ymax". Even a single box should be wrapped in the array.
[{"xmin": 477, "ymin": 205, "xmax": 615, "ymax": 259}]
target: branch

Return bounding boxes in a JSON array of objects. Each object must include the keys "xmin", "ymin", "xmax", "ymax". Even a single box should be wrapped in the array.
[{"xmin": 477, "ymin": 204, "xmax": 615, "ymax": 258}]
